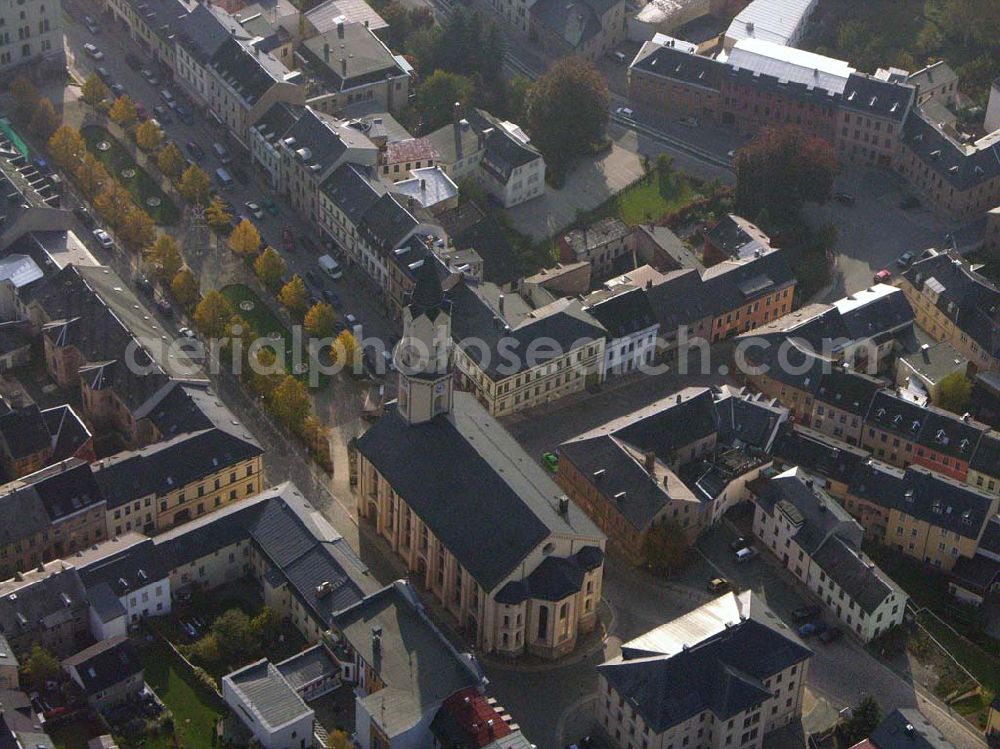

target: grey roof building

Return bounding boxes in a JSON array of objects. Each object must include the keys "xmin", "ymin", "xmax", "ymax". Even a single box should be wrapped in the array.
[
  {"xmin": 62, "ymin": 636, "xmax": 143, "ymax": 705},
  {"xmin": 868, "ymin": 709, "xmax": 956, "ymax": 749},
  {"xmin": 223, "ymin": 659, "xmax": 314, "ymax": 749}
]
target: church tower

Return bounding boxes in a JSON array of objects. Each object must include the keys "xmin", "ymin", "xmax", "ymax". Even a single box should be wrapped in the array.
[{"xmin": 397, "ymin": 259, "xmax": 452, "ymax": 425}]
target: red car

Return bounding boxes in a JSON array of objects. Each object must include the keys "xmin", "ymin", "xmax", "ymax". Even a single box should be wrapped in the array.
[{"xmin": 873, "ymin": 269, "xmax": 892, "ymax": 283}]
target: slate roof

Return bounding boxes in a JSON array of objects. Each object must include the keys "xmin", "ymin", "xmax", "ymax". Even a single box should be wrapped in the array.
[
  {"xmin": 320, "ymin": 162, "xmax": 384, "ymax": 226},
  {"xmin": 813, "ymin": 371, "xmax": 882, "ymax": 415},
  {"xmin": 496, "ymin": 547, "xmax": 603, "ymax": 604},
  {"xmin": 0, "ymin": 565, "xmax": 87, "ymax": 641},
  {"xmin": 354, "ymin": 392, "xmax": 602, "ymax": 590},
  {"xmin": 0, "ymin": 404, "xmax": 50, "ymax": 460},
  {"xmin": 210, "ymin": 37, "xmax": 291, "ymax": 107},
  {"xmin": 899, "ymin": 252, "xmax": 1000, "ymax": 359},
  {"xmin": 899, "ymin": 342, "xmax": 967, "ymax": 385},
  {"xmin": 465, "ymin": 110, "xmax": 541, "ymax": 182},
  {"xmin": 43, "ymin": 405, "xmax": 91, "ymax": 463},
  {"xmin": 598, "ymin": 616, "xmax": 811, "ymax": 732},
  {"xmin": 0, "ymin": 483, "xmax": 49, "ymax": 551},
  {"xmin": 92, "ymin": 427, "xmax": 262, "ymax": 510},
  {"xmin": 226, "ymin": 660, "xmax": 311, "ymax": 729},
  {"xmin": 810, "ymin": 534, "xmax": 896, "ymax": 614},
  {"xmin": 771, "ymin": 424, "xmax": 868, "ymax": 485},
  {"xmin": 281, "ymin": 108, "xmax": 370, "ymax": 178},
  {"xmin": 971, "ymin": 431, "xmax": 1000, "ymax": 474},
  {"xmin": 14, "ymin": 459, "xmax": 104, "ymax": 522},
  {"xmin": 847, "ymin": 462, "xmax": 995, "ymax": 540},
  {"xmin": 529, "ymin": 0, "xmax": 612, "ymax": 48},
  {"xmin": 949, "ymin": 553, "xmax": 1000, "ymax": 594},
  {"xmin": 630, "ymin": 41, "xmax": 725, "ymax": 89},
  {"xmin": 63, "ymin": 637, "xmax": 142, "ymax": 696},
  {"xmin": 175, "ymin": 3, "xmax": 245, "ymax": 64},
  {"xmin": 833, "ymin": 285, "xmax": 914, "ymax": 344},
  {"xmin": 755, "ymin": 468, "xmax": 861, "ymax": 554},
  {"xmin": 436, "ymin": 202, "xmax": 519, "ymax": 287},
  {"xmin": 357, "ymin": 193, "xmax": 417, "ymax": 253},
  {"xmin": 840, "ymin": 73, "xmax": 914, "ymax": 123},
  {"xmin": 867, "ymin": 390, "xmax": 933, "ymax": 439},
  {"xmin": 704, "ymin": 214, "xmax": 771, "ymax": 260},
  {"xmin": 253, "ymin": 101, "xmax": 301, "ymax": 145},
  {"xmin": 901, "ymin": 109, "xmax": 1000, "ymax": 192},
  {"xmin": 77, "ymin": 538, "xmax": 168, "ymax": 596},
  {"xmin": 426, "ymin": 119, "xmax": 481, "ymax": 165},
  {"xmin": 332, "ymin": 581, "xmax": 483, "ymax": 739},
  {"xmin": 913, "ymin": 408, "xmax": 986, "ymax": 459},
  {"xmin": 586, "ymin": 287, "xmax": 658, "ymax": 339}
]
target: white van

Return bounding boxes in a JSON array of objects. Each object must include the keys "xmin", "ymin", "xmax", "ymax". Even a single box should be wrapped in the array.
[
  {"xmin": 735, "ymin": 547, "xmax": 758, "ymax": 563},
  {"xmin": 318, "ymin": 254, "xmax": 343, "ymax": 279},
  {"xmin": 212, "ymin": 142, "xmax": 231, "ymax": 165},
  {"xmin": 215, "ymin": 167, "xmax": 234, "ymax": 190}
]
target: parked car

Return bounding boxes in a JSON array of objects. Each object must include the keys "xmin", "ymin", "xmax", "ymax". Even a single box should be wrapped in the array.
[
  {"xmin": 84, "ymin": 15, "xmax": 100, "ymax": 33},
  {"xmin": 729, "ymin": 536, "xmax": 750, "ymax": 552},
  {"xmin": 707, "ymin": 577, "xmax": 730, "ymax": 593},
  {"xmin": 92, "ymin": 228, "xmax": 114, "ymax": 249},
  {"xmin": 156, "ymin": 298, "xmax": 173, "ymax": 317},
  {"xmin": 873, "ymin": 269, "xmax": 892, "ymax": 283},
  {"xmin": 178, "ymin": 327, "xmax": 196, "ymax": 339},
  {"xmin": 174, "ymin": 105, "xmax": 194, "ymax": 125},
  {"xmin": 818, "ymin": 626, "xmax": 843, "ymax": 644},
  {"xmin": 322, "ymin": 288, "xmax": 340, "ymax": 307},
  {"xmin": 791, "ymin": 605, "xmax": 822, "ymax": 624},
  {"xmin": 797, "ymin": 621, "xmax": 828, "ymax": 638},
  {"xmin": 96, "ymin": 66, "xmax": 113, "ymax": 84},
  {"xmin": 110, "ymin": 83, "xmax": 126, "ymax": 98},
  {"xmin": 160, "ymin": 89, "xmax": 176, "ymax": 108},
  {"xmin": 141, "ymin": 68, "xmax": 160, "ymax": 86},
  {"xmin": 381, "ymin": 349, "xmax": 396, "ymax": 371},
  {"xmin": 245, "ymin": 200, "xmax": 263, "ymax": 219},
  {"xmin": 834, "ymin": 192, "xmax": 855, "ymax": 206},
  {"xmin": 734, "ymin": 547, "xmax": 758, "ymax": 563},
  {"xmin": 896, "ymin": 251, "xmax": 915, "ymax": 268},
  {"xmin": 125, "ymin": 52, "xmax": 143, "ymax": 70},
  {"xmin": 615, "ymin": 106, "xmax": 634, "ymax": 118},
  {"xmin": 542, "ymin": 452, "xmax": 559, "ymax": 471},
  {"xmin": 73, "ymin": 205, "xmax": 95, "ymax": 228},
  {"xmin": 152, "ymin": 105, "xmax": 172, "ymax": 123},
  {"xmin": 83, "ymin": 43, "xmax": 104, "ymax": 60},
  {"xmin": 186, "ymin": 141, "xmax": 205, "ymax": 161},
  {"xmin": 135, "ymin": 276, "xmax": 154, "ymax": 297}
]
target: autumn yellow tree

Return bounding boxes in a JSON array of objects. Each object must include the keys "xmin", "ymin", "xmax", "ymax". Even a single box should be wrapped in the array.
[
  {"xmin": 330, "ymin": 330, "xmax": 359, "ymax": 370},
  {"xmin": 145, "ymin": 234, "xmax": 183, "ymax": 282},
  {"xmin": 119, "ymin": 208, "xmax": 156, "ymax": 251},
  {"xmin": 278, "ymin": 275, "xmax": 308, "ymax": 316},
  {"xmin": 9, "ymin": 74, "xmax": 38, "ymax": 122},
  {"xmin": 227, "ymin": 219, "xmax": 261, "ymax": 256},
  {"xmin": 108, "ymin": 95, "xmax": 137, "ymax": 128},
  {"xmin": 30, "ymin": 97, "xmax": 60, "ymax": 141},
  {"xmin": 267, "ymin": 375, "xmax": 312, "ymax": 432},
  {"xmin": 178, "ymin": 164, "xmax": 211, "ymax": 205},
  {"xmin": 135, "ymin": 120, "xmax": 162, "ymax": 152},
  {"xmin": 193, "ymin": 290, "xmax": 234, "ymax": 338},
  {"xmin": 156, "ymin": 142, "xmax": 185, "ymax": 179},
  {"xmin": 171, "ymin": 268, "xmax": 199, "ymax": 310},
  {"xmin": 203, "ymin": 196, "xmax": 233, "ymax": 230},
  {"xmin": 48, "ymin": 126, "xmax": 85, "ymax": 171},
  {"xmin": 75, "ymin": 154, "xmax": 110, "ymax": 199},
  {"xmin": 304, "ymin": 302, "xmax": 336, "ymax": 338},
  {"xmin": 254, "ymin": 247, "xmax": 286, "ymax": 290},
  {"xmin": 80, "ymin": 73, "xmax": 109, "ymax": 111},
  {"xmin": 94, "ymin": 182, "xmax": 134, "ymax": 231},
  {"xmin": 327, "ymin": 730, "xmax": 351, "ymax": 749}
]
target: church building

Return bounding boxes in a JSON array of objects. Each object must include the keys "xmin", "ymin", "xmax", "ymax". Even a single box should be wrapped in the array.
[{"xmin": 353, "ymin": 261, "xmax": 606, "ymax": 660}]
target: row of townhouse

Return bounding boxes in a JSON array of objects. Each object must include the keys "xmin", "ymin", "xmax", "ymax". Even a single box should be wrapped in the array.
[
  {"xmin": 751, "ymin": 467, "xmax": 907, "ymax": 642},
  {"xmin": 771, "ymin": 423, "xmax": 1000, "ymax": 574},
  {"xmin": 627, "ymin": 36, "xmax": 1000, "ymax": 220}
]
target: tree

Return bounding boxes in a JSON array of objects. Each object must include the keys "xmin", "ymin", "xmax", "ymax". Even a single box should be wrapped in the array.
[
  {"xmin": 21, "ymin": 645, "xmax": 59, "ymax": 691},
  {"xmin": 135, "ymin": 120, "xmax": 163, "ymax": 152},
  {"xmin": 146, "ymin": 234, "xmax": 183, "ymax": 282},
  {"xmin": 30, "ymin": 97, "xmax": 60, "ymax": 141},
  {"xmin": 75, "ymin": 153, "xmax": 110, "ymax": 199},
  {"xmin": 108, "ymin": 95, "xmax": 138, "ymax": 128},
  {"xmin": 190, "ymin": 633, "xmax": 222, "ymax": 665},
  {"xmin": 157, "ymin": 142, "xmax": 185, "ymax": 179},
  {"xmin": 119, "ymin": 207, "xmax": 155, "ymax": 251},
  {"xmin": 327, "ymin": 731, "xmax": 352, "ymax": 749},
  {"xmin": 81, "ymin": 72, "xmax": 109, "ymax": 111},
  {"xmin": 178, "ymin": 164, "xmax": 211, "ymax": 205},
  {"xmin": 937, "ymin": 371, "xmax": 974, "ymax": 414},
  {"xmin": 278, "ymin": 275, "xmax": 308, "ymax": 316},
  {"xmin": 304, "ymin": 302, "xmax": 336, "ymax": 339},
  {"xmin": 268, "ymin": 375, "xmax": 312, "ymax": 431},
  {"xmin": 643, "ymin": 519, "xmax": 689, "ymax": 575},
  {"xmin": 838, "ymin": 696, "xmax": 882, "ymax": 747},
  {"xmin": 228, "ymin": 219, "xmax": 262, "ymax": 256},
  {"xmin": 193, "ymin": 290, "xmax": 235, "ymax": 338},
  {"xmin": 94, "ymin": 182, "xmax": 134, "ymax": 231},
  {"xmin": 250, "ymin": 607, "xmax": 280, "ymax": 643},
  {"xmin": 210, "ymin": 609, "xmax": 257, "ymax": 662},
  {"xmin": 204, "ymin": 195, "xmax": 234, "ymax": 230},
  {"xmin": 254, "ymin": 247, "xmax": 286, "ymax": 290},
  {"xmin": 171, "ymin": 267, "xmax": 199, "ymax": 310},
  {"xmin": 525, "ymin": 57, "xmax": 609, "ymax": 174},
  {"xmin": 734, "ymin": 125, "xmax": 837, "ymax": 225},
  {"xmin": 9, "ymin": 74, "xmax": 38, "ymax": 123},
  {"xmin": 330, "ymin": 330, "xmax": 359, "ymax": 369},
  {"xmin": 414, "ymin": 71, "xmax": 475, "ymax": 133},
  {"xmin": 48, "ymin": 125, "xmax": 86, "ymax": 171}
]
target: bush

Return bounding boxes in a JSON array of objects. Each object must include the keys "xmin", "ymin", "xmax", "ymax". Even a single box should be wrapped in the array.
[{"xmin": 191, "ymin": 665, "xmax": 219, "ymax": 694}]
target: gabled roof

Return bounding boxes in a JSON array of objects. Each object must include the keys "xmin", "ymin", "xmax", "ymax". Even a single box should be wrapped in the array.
[
  {"xmin": 630, "ymin": 40, "xmax": 725, "ymax": 89},
  {"xmin": 358, "ymin": 193, "xmax": 417, "ymax": 253},
  {"xmin": 839, "ymin": 72, "xmax": 914, "ymax": 122},
  {"xmin": 704, "ymin": 215, "xmax": 771, "ymax": 260},
  {"xmin": 210, "ymin": 36, "xmax": 293, "ymax": 107},
  {"xmin": 813, "ymin": 371, "xmax": 883, "ymax": 415},
  {"xmin": 529, "ymin": 0, "xmax": 608, "ymax": 48},
  {"xmin": 354, "ymin": 392, "xmax": 602, "ymax": 590},
  {"xmin": 869, "ymin": 709, "xmax": 956, "ymax": 749},
  {"xmin": 253, "ymin": 101, "xmax": 301, "ymax": 146},
  {"xmin": 0, "ymin": 403, "xmax": 51, "ymax": 460},
  {"xmin": 175, "ymin": 3, "xmax": 246, "ymax": 64},
  {"xmin": 280, "ymin": 108, "xmax": 372, "ymax": 178},
  {"xmin": 585, "ymin": 287, "xmax": 658, "ymax": 338},
  {"xmin": 971, "ymin": 431, "xmax": 1000, "ymax": 474},
  {"xmin": 62, "ymin": 636, "xmax": 142, "ymax": 695},
  {"xmin": 320, "ymin": 162, "xmax": 385, "ymax": 226},
  {"xmin": 810, "ymin": 534, "xmax": 896, "ymax": 614},
  {"xmin": 772, "ymin": 424, "xmax": 868, "ymax": 485},
  {"xmin": 0, "ymin": 563, "xmax": 87, "ymax": 640},
  {"xmin": 900, "ymin": 109, "xmax": 1000, "ymax": 192}
]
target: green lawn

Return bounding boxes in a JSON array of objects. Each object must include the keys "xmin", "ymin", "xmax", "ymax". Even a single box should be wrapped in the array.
[
  {"xmin": 220, "ymin": 283, "xmax": 296, "ymax": 367},
  {"xmin": 616, "ymin": 172, "xmax": 701, "ymax": 226},
  {"xmin": 80, "ymin": 125, "xmax": 180, "ymax": 225},
  {"xmin": 140, "ymin": 640, "xmax": 224, "ymax": 749}
]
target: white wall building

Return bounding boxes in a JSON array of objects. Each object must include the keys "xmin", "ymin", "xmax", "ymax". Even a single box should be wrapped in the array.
[{"xmin": 222, "ymin": 660, "xmax": 315, "ymax": 749}]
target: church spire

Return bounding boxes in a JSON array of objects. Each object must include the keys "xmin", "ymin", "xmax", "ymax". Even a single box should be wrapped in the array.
[{"xmin": 409, "ymin": 258, "xmax": 444, "ymax": 316}]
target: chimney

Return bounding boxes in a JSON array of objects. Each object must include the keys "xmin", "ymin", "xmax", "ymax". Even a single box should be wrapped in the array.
[
  {"xmin": 675, "ymin": 393, "xmax": 682, "ymax": 404},
  {"xmin": 337, "ymin": 20, "xmax": 344, "ymax": 37},
  {"xmin": 498, "ymin": 294, "xmax": 505, "ymax": 315},
  {"xmin": 558, "ymin": 496, "xmax": 570, "ymax": 515},
  {"xmin": 364, "ymin": 19, "xmax": 369, "ymax": 27},
  {"xmin": 420, "ymin": 178, "xmax": 426, "ymax": 190},
  {"xmin": 453, "ymin": 101, "xmax": 462, "ymax": 124},
  {"xmin": 644, "ymin": 450, "xmax": 655, "ymax": 473},
  {"xmin": 323, "ymin": 43, "xmax": 330, "ymax": 62},
  {"xmin": 372, "ymin": 626, "xmax": 382, "ymax": 654},
  {"xmin": 341, "ymin": 57, "xmax": 347, "ymax": 76}
]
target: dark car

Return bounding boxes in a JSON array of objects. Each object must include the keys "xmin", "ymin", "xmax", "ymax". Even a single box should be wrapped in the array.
[
  {"xmin": 896, "ymin": 251, "xmax": 915, "ymax": 268},
  {"xmin": 818, "ymin": 626, "xmax": 843, "ymax": 644},
  {"xmin": 322, "ymin": 289, "xmax": 342, "ymax": 308},
  {"xmin": 186, "ymin": 141, "xmax": 205, "ymax": 161},
  {"xmin": 110, "ymin": 83, "xmax": 126, "ymax": 98},
  {"xmin": 729, "ymin": 536, "xmax": 750, "ymax": 552},
  {"xmin": 96, "ymin": 66, "xmax": 113, "ymax": 84},
  {"xmin": 791, "ymin": 605, "xmax": 822, "ymax": 624},
  {"xmin": 152, "ymin": 105, "xmax": 173, "ymax": 123},
  {"xmin": 305, "ymin": 270, "xmax": 321, "ymax": 288},
  {"xmin": 798, "ymin": 621, "xmax": 828, "ymax": 638},
  {"xmin": 156, "ymin": 298, "xmax": 173, "ymax": 317},
  {"xmin": 135, "ymin": 276, "xmax": 154, "ymax": 297},
  {"xmin": 175, "ymin": 105, "xmax": 194, "ymax": 125},
  {"xmin": 125, "ymin": 52, "xmax": 143, "ymax": 70},
  {"xmin": 73, "ymin": 205, "xmax": 95, "ymax": 228},
  {"xmin": 834, "ymin": 192, "xmax": 855, "ymax": 206}
]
